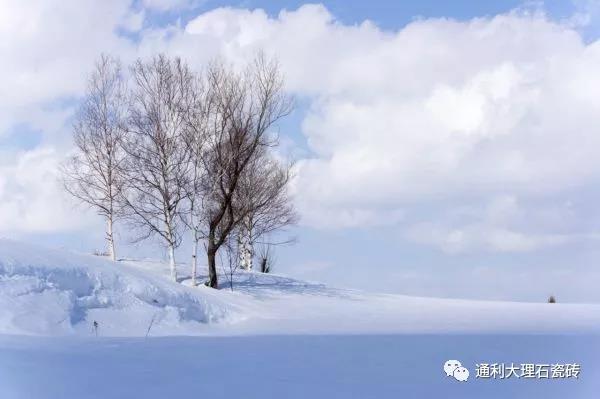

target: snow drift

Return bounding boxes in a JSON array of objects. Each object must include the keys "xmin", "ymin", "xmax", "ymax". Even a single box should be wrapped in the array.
[{"xmin": 0, "ymin": 240, "xmax": 233, "ymax": 336}]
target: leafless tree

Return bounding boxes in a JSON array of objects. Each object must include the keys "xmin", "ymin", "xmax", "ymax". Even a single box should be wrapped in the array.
[
  {"xmin": 257, "ymin": 243, "xmax": 276, "ymax": 274},
  {"xmin": 121, "ymin": 54, "xmax": 195, "ymax": 282},
  {"xmin": 200, "ymin": 54, "xmax": 294, "ymax": 288},
  {"xmin": 234, "ymin": 148, "xmax": 297, "ymax": 271},
  {"xmin": 181, "ymin": 73, "xmax": 213, "ymax": 286},
  {"xmin": 61, "ymin": 54, "xmax": 127, "ymax": 261}
]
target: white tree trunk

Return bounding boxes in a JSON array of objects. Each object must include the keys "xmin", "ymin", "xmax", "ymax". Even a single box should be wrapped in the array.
[
  {"xmin": 164, "ymin": 214, "xmax": 177, "ymax": 282},
  {"xmin": 238, "ymin": 217, "xmax": 253, "ymax": 270},
  {"xmin": 245, "ymin": 241, "xmax": 253, "ymax": 270},
  {"xmin": 168, "ymin": 244, "xmax": 177, "ymax": 282},
  {"xmin": 191, "ymin": 229, "xmax": 198, "ymax": 286},
  {"xmin": 106, "ymin": 216, "xmax": 116, "ymax": 262}
]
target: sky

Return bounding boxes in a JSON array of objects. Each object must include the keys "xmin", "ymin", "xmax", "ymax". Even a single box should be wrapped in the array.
[{"xmin": 2, "ymin": 0, "xmax": 600, "ymax": 302}]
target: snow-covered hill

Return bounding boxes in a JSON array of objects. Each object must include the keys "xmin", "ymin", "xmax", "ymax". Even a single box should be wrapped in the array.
[
  {"xmin": 1, "ymin": 239, "xmax": 600, "ymax": 336},
  {"xmin": 1, "ymin": 240, "xmax": 600, "ymax": 399}
]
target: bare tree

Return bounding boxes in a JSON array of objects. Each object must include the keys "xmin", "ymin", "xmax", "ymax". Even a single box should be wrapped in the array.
[
  {"xmin": 200, "ymin": 54, "xmax": 293, "ymax": 288},
  {"xmin": 182, "ymin": 74, "xmax": 213, "ymax": 286},
  {"xmin": 234, "ymin": 148, "xmax": 297, "ymax": 271},
  {"xmin": 62, "ymin": 54, "xmax": 127, "ymax": 261},
  {"xmin": 121, "ymin": 54, "xmax": 194, "ymax": 282},
  {"xmin": 257, "ymin": 243, "xmax": 276, "ymax": 273}
]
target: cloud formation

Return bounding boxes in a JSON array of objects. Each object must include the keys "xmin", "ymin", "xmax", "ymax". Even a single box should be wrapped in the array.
[
  {"xmin": 404, "ymin": 196, "xmax": 574, "ymax": 253},
  {"xmin": 176, "ymin": 5, "xmax": 600, "ymax": 251},
  {"xmin": 0, "ymin": 0, "xmax": 136, "ymax": 134},
  {"xmin": 2, "ymin": 2, "xmax": 600, "ymax": 253},
  {"xmin": 0, "ymin": 148, "xmax": 95, "ymax": 232},
  {"xmin": 142, "ymin": 0, "xmax": 201, "ymax": 12}
]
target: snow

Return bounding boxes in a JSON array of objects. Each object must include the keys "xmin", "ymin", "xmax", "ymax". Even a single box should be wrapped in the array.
[
  {"xmin": 0, "ymin": 240, "xmax": 233, "ymax": 336},
  {"xmin": 1, "ymin": 239, "xmax": 600, "ymax": 337},
  {"xmin": 1, "ymin": 239, "xmax": 599, "ymax": 398},
  {"xmin": 0, "ymin": 334, "xmax": 598, "ymax": 399}
]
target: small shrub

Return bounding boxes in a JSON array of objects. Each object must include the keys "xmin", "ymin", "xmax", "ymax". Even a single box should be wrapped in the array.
[
  {"xmin": 548, "ymin": 295, "xmax": 556, "ymax": 303},
  {"xmin": 260, "ymin": 256, "xmax": 271, "ymax": 273}
]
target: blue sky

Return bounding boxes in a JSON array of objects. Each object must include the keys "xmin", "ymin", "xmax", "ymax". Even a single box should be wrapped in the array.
[
  {"xmin": 151, "ymin": 0, "xmax": 574, "ymax": 27},
  {"xmin": 2, "ymin": 0, "xmax": 600, "ymax": 302}
]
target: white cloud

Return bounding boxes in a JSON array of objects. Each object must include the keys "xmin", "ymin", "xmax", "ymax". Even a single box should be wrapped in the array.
[
  {"xmin": 406, "ymin": 222, "xmax": 571, "ymax": 254},
  {"xmin": 121, "ymin": 9, "xmax": 146, "ymax": 32},
  {"xmin": 148, "ymin": 4, "xmax": 600, "ymax": 229},
  {"xmin": 0, "ymin": 0, "xmax": 136, "ymax": 135},
  {"xmin": 402, "ymin": 195, "xmax": 591, "ymax": 253},
  {"xmin": 0, "ymin": 0, "xmax": 144, "ymax": 233},
  {"xmin": 142, "ymin": 0, "xmax": 201, "ymax": 12},
  {"xmin": 0, "ymin": 148, "xmax": 96, "ymax": 232},
  {"xmin": 3, "ymin": 2, "xmax": 600, "ymax": 245}
]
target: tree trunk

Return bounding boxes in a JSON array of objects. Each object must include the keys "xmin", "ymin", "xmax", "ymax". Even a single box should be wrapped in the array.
[
  {"xmin": 191, "ymin": 229, "xmax": 198, "ymax": 287},
  {"xmin": 238, "ymin": 240, "xmax": 253, "ymax": 270},
  {"xmin": 106, "ymin": 215, "xmax": 116, "ymax": 262},
  {"xmin": 260, "ymin": 257, "xmax": 268, "ymax": 273},
  {"xmin": 238, "ymin": 216, "xmax": 253, "ymax": 270},
  {"xmin": 168, "ymin": 244, "xmax": 177, "ymax": 282},
  {"xmin": 207, "ymin": 236, "xmax": 218, "ymax": 288},
  {"xmin": 246, "ymin": 241, "xmax": 253, "ymax": 270}
]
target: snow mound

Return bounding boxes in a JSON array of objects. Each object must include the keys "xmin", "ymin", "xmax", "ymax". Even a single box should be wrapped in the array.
[{"xmin": 0, "ymin": 240, "xmax": 234, "ymax": 336}]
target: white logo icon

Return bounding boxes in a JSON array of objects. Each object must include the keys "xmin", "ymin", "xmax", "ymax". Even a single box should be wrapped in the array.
[
  {"xmin": 453, "ymin": 366, "xmax": 470, "ymax": 382},
  {"xmin": 444, "ymin": 360, "xmax": 462, "ymax": 377},
  {"xmin": 444, "ymin": 360, "xmax": 469, "ymax": 382}
]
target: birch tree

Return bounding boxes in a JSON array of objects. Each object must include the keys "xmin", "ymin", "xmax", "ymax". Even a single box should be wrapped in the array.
[
  {"xmin": 62, "ymin": 54, "xmax": 127, "ymax": 261},
  {"xmin": 234, "ymin": 149, "xmax": 297, "ymax": 271},
  {"xmin": 122, "ymin": 54, "xmax": 194, "ymax": 282},
  {"xmin": 182, "ymin": 73, "xmax": 212, "ymax": 286}
]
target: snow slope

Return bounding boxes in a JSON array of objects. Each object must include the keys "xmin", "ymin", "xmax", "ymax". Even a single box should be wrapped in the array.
[
  {"xmin": 0, "ymin": 240, "xmax": 233, "ymax": 336},
  {"xmin": 1, "ymin": 239, "xmax": 600, "ymax": 336}
]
